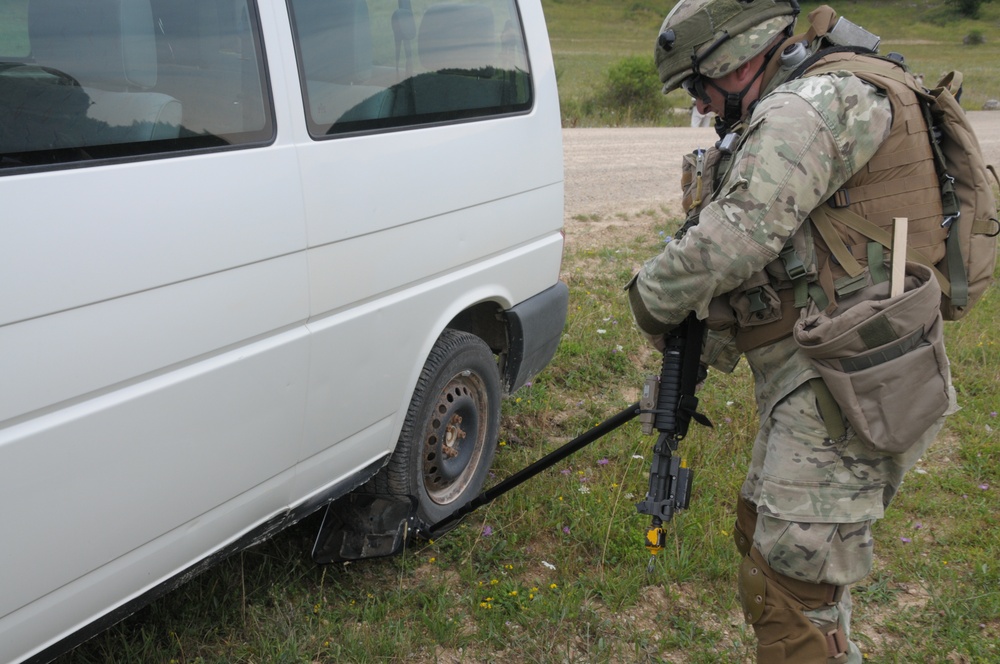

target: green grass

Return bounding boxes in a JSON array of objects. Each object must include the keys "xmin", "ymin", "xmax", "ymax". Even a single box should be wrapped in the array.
[
  {"xmin": 55, "ymin": 1, "xmax": 1000, "ymax": 662},
  {"xmin": 551, "ymin": 0, "xmax": 1000, "ymax": 125}
]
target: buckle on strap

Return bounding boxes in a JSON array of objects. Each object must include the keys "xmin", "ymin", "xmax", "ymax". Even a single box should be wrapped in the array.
[
  {"xmin": 779, "ymin": 245, "xmax": 807, "ymax": 280},
  {"xmin": 940, "ymin": 174, "xmax": 960, "ymax": 219},
  {"xmin": 746, "ymin": 286, "xmax": 768, "ymax": 313},
  {"xmin": 830, "ymin": 189, "xmax": 851, "ymax": 208},
  {"xmin": 824, "ymin": 624, "xmax": 850, "ymax": 659}
]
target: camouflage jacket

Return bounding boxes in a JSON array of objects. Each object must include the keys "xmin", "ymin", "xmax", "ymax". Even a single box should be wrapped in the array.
[{"xmin": 629, "ymin": 72, "xmax": 892, "ymax": 418}]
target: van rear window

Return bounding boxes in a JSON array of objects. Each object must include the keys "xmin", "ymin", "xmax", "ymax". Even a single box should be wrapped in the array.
[
  {"xmin": 0, "ymin": 0, "xmax": 273, "ymax": 170},
  {"xmin": 289, "ymin": 0, "xmax": 533, "ymax": 137}
]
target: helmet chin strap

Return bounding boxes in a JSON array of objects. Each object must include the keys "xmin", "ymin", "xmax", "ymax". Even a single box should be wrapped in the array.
[
  {"xmin": 712, "ymin": 40, "xmax": 785, "ymax": 137},
  {"xmin": 711, "ymin": 62, "xmax": 766, "ymax": 137}
]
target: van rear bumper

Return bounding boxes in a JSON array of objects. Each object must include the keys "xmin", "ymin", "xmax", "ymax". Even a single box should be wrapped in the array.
[{"xmin": 503, "ymin": 281, "xmax": 568, "ymax": 393}]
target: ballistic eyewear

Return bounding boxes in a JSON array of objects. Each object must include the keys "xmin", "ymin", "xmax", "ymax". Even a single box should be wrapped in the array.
[{"xmin": 680, "ymin": 73, "xmax": 711, "ymax": 104}]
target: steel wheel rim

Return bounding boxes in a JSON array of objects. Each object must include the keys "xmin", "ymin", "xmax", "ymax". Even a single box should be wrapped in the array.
[{"xmin": 422, "ymin": 371, "xmax": 489, "ymax": 505}]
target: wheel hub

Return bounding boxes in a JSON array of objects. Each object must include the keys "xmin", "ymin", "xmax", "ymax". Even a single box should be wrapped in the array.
[{"xmin": 422, "ymin": 375, "xmax": 488, "ymax": 505}]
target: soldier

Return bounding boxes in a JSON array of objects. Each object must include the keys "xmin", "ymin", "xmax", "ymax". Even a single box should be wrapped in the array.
[{"xmin": 627, "ymin": 1, "xmax": 958, "ymax": 662}]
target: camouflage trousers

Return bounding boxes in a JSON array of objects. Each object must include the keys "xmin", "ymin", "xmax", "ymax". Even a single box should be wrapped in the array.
[{"xmin": 739, "ymin": 379, "xmax": 957, "ymax": 662}]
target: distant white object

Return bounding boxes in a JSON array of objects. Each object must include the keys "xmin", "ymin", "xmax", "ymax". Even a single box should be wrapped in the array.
[{"xmin": 691, "ymin": 103, "xmax": 713, "ymax": 128}]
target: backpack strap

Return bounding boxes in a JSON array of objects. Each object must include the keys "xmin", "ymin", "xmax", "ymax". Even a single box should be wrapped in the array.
[
  {"xmin": 809, "ymin": 203, "xmax": 953, "ymax": 297},
  {"xmin": 813, "ymin": 59, "xmax": 964, "ymax": 223}
]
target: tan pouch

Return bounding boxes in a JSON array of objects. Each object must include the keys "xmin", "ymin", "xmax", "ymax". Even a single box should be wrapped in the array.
[
  {"xmin": 792, "ymin": 262, "xmax": 949, "ymax": 453},
  {"xmin": 680, "ymin": 146, "xmax": 723, "ymax": 215}
]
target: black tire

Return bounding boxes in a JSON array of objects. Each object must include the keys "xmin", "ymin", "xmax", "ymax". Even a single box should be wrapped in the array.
[{"xmin": 380, "ymin": 329, "xmax": 501, "ymax": 526}]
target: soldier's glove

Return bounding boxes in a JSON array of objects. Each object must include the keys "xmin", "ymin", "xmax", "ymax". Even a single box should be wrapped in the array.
[{"xmin": 625, "ymin": 271, "xmax": 674, "ymax": 353}]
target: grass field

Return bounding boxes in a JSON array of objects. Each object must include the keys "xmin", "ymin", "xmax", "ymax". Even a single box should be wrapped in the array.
[
  {"xmin": 56, "ymin": 1, "xmax": 1000, "ymax": 662},
  {"xmin": 554, "ymin": 0, "xmax": 1000, "ymax": 126}
]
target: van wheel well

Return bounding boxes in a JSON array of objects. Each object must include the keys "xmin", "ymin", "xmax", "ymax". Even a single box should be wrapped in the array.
[
  {"xmin": 447, "ymin": 302, "xmax": 520, "ymax": 393},
  {"xmin": 447, "ymin": 302, "xmax": 507, "ymax": 353}
]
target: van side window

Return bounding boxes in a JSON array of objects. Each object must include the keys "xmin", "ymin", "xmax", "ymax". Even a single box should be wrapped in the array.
[
  {"xmin": 0, "ymin": 0, "xmax": 273, "ymax": 170},
  {"xmin": 289, "ymin": 0, "xmax": 532, "ymax": 137}
]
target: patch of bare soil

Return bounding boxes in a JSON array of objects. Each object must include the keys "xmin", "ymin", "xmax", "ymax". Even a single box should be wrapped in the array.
[
  {"xmin": 560, "ymin": 126, "xmax": 716, "ymax": 254},
  {"xmin": 561, "ymin": 112, "xmax": 1000, "ymax": 251}
]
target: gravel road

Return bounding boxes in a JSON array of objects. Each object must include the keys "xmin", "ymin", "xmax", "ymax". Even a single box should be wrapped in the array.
[{"xmin": 562, "ymin": 111, "xmax": 1000, "ymax": 226}]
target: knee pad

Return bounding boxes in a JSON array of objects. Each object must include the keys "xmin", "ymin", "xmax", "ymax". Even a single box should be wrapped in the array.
[{"xmin": 738, "ymin": 546, "xmax": 849, "ymax": 663}]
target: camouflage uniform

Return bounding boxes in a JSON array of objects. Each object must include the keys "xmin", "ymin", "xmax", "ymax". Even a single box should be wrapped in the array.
[{"xmin": 629, "ymin": 57, "xmax": 958, "ymax": 662}]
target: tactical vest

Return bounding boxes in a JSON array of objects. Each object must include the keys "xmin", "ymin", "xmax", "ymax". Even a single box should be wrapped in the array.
[{"xmin": 729, "ymin": 51, "xmax": 946, "ymax": 352}]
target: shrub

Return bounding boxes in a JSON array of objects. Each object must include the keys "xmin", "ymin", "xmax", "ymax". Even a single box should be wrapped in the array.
[
  {"xmin": 964, "ymin": 30, "xmax": 985, "ymax": 45},
  {"xmin": 594, "ymin": 55, "xmax": 665, "ymax": 125}
]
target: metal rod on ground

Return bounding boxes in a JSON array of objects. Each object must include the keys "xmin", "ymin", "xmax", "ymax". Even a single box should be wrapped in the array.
[{"xmin": 423, "ymin": 401, "xmax": 641, "ymax": 537}]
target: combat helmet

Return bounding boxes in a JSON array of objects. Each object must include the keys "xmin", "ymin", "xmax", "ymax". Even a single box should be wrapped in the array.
[{"xmin": 655, "ymin": 0, "xmax": 800, "ymax": 94}]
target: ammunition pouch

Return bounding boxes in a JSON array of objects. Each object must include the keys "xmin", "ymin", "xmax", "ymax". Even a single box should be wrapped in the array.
[
  {"xmin": 793, "ymin": 262, "xmax": 950, "ymax": 453},
  {"xmin": 733, "ymin": 287, "xmax": 800, "ymax": 352},
  {"xmin": 680, "ymin": 146, "xmax": 724, "ymax": 231},
  {"xmin": 731, "ymin": 280, "xmax": 783, "ymax": 329}
]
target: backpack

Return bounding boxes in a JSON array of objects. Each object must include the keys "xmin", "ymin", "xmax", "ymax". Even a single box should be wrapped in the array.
[
  {"xmin": 805, "ymin": 60, "xmax": 1000, "ymax": 320},
  {"xmin": 923, "ymin": 71, "xmax": 1000, "ymax": 319}
]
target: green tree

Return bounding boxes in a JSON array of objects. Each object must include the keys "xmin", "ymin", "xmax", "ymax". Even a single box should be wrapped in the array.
[{"xmin": 950, "ymin": 0, "xmax": 993, "ymax": 18}]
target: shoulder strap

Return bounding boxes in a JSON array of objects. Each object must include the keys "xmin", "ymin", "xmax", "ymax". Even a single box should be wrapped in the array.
[
  {"xmin": 804, "ymin": 55, "xmax": 960, "ymax": 215},
  {"xmin": 803, "ymin": 57, "xmax": 909, "ymax": 86},
  {"xmin": 810, "ymin": 204, "xmax": 953, "ymax": 297}
]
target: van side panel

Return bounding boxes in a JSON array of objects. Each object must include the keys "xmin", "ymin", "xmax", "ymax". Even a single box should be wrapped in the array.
[
  {"xmin": 0, "ymin": 331, "xmax": 310, "ymax": 654},
  {"xmin": 0, "ymin": 152, "xmax": 310, "ymax": 660},
  {"xmin": 0, "ymin": 151, "xmax": 306, "ymax": 330},
  {"xmin": 292, "ymin": 0, "xmax": 564, "ymax": 473},
  {"xmin": 295, "ymin": 228, "xmax": 564, "ymax": 497}
]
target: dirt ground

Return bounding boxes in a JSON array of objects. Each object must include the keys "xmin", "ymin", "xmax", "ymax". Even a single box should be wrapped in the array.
[{"xmin": 562, "ymin": 111, "xmax": 1000, "ymax": 245}]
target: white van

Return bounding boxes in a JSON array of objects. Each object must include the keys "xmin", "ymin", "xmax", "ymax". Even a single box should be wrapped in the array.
[{"xmin": 0, "ymin": 0, "xmax": 566, "ymax": 660}]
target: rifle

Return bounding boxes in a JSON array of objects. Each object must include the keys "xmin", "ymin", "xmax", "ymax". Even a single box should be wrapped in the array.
[
  {"xmin": 636, "ymin": 311, "xmax": 712, "ymax": 570},
  {"xmin": 315, "ymin": 316, "xmax": 710, "ymax": 567}
]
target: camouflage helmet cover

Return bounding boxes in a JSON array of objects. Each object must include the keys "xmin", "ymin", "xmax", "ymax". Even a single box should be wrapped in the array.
[{"xmin": 655, "ymin": 0, "xmax": 798, "ymax": 93}]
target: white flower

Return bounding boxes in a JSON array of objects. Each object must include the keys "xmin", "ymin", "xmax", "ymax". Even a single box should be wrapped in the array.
[
  {"xmin": 597, "ymin": 329, "xmax": 607, "ymax": 335},
  {"xmin": 542, "ymin": 561, "xmax": 556, "ymax": 570}
]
